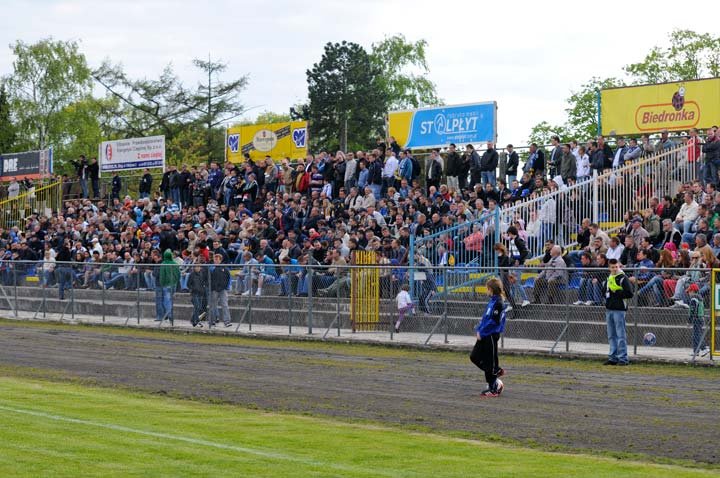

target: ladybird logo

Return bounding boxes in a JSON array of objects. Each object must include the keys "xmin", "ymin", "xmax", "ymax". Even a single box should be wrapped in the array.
[{"xmin": 634, "ymin": 85, "xmax": 700, "ymax": 131}]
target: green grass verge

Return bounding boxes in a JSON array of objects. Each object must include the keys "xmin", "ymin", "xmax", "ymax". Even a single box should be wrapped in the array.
[{"xmin": 0, "ymin": 375, "xmax": 714, "ymax": 478}]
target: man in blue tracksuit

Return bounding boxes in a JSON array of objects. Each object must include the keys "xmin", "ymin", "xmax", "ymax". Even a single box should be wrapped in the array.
[
  {"xmin": 470, "ymin": 278, "xmax": 507, "ymax": 397},
  {"xmin": 602, "ymin": 259, "xmax": 634, "ymax": 365}
]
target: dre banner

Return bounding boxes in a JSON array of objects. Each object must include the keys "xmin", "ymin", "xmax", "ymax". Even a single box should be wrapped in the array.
[{"xmin": 0, "ymin": 147, "xmax": 53, "ymax": 181}]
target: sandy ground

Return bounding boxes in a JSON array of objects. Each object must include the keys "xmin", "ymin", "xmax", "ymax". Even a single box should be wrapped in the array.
[{"xmin": 0, "ymin": 322, "xmax": 717, "ymax": 464}]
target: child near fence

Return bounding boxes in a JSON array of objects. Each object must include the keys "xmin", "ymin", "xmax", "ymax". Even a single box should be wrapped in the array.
[
  {"xmin": 470, "ymin": 277, "xmax": 507, "ymax": 397},
  {"xmin": 394, "ymin": 284, "xmax": 414, "ymax": 333},
  {"xmin": 687, "ymin": 284, "xmax": 710, "ymax": 357}
]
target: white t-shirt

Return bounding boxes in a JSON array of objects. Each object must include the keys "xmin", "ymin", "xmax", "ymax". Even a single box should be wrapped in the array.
[{"xmin": 396, "ymin": 290, "xmax": 412, "ymax": 309}]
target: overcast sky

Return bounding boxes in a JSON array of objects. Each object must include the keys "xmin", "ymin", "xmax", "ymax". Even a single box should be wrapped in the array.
[{"xmin": 1, "ymin": 0, "xmax": 717, "ymax": 146}]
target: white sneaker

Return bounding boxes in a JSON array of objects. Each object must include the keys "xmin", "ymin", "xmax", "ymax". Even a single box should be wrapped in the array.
[
  {"xmin": 505, "ymin": 305, "xmax": 513, "ymax": 312},
  {"xmin": 241, "ymin": 291, "xmax": 250, "ymax": 296},
  {"xmin": 521, "ymin": 300, "xmax": 530, "ymax": 307},
  {"xmin": 672, "ymin": 300, "xmax": 689, "ymax": 309},
  {"xmin": 255, "ymin": 289, "xmax": 262, "ymax": 296},
  {"xmin": 700, "ymin": 346, "xmax": 710, "ymax": 357},
  {"xmin": 573, "ymin": 300, "xmax": 583, "ymax": 305},
  {"xmin": 584, "ymin": 301, "xmax": 594, "ymax": 306}
]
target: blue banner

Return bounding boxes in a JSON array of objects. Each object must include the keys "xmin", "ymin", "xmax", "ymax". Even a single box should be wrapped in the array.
[{"xmin": 389, "ymin": 102, "xmax": 497, "ymax": 149}]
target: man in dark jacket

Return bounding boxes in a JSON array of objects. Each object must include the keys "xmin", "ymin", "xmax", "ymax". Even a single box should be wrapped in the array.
[
  {"xmin": 139, "ymin": 168, "xmax": 153, "ymax": 199},
  {"xmin": 505, "ymin": 144, "xmax": 519, "ymax": 184},
  {"xmin": 87, "ymin": 157, "xmax": 100, "ymax": 198},
  {"xmin": 209, "ymin": 253, "xmax": 232, "ymax": 327},
  {"xmin": 480, "ymin": 141, "xmax": 499, "ymax": 187},
  {"xmin": 111, "ymin": 172, "xmax": 122, "ymax": 200},
  {"xmin": 602, "ymin": 259, "xmax": 633, "ymax": 365},
  {"xmin": 466, "ymin": 144, "xmax": 482, "ymax": 190},
  {"xmin": 445, "ymin": 143, "xmax": 464, "ymax": 192}
]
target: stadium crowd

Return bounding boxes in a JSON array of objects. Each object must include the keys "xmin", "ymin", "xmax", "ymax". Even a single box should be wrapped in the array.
[{"xmin": 0, "ymin": 127, "xmax": 718, "ymax": 318}]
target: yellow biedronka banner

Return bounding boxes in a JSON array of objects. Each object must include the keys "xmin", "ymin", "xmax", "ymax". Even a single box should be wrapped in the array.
[
  {"xmin": 600, "ymin": 78, "xmax": 720, "ymax": 136},
  {"xmin": 226, "ymin": 121, "xmax": 308, "ymax": 163}
]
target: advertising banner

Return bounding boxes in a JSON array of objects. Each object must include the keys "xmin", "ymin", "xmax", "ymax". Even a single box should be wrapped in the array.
[
  {"xmin": 387, "ymin": 102, "xmax": 497, "ymax": 149},
  {"xmin": 601, "ymin": 78, "xmax": 720, "ymax": 136},
  {"xmin": 99, "ymin": 135, "xmax": 165, "ymax": 175},
  {"xmin": 226, "ymin": 121, "xmax": 308, "ymax": 163},
  {"xmin": 0, "ymin": 147, "xmax": 53, "ymax": 180}
]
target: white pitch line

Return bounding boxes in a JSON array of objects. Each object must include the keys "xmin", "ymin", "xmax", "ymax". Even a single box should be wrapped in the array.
[{"xmin": 0, "ymin": 404, "xmax": 410, "ymax": 478}]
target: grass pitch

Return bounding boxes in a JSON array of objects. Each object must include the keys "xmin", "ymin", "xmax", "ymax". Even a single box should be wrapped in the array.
[{"xmin": 0, "ymin": 375, "xmax": 714, "ymax": 477}]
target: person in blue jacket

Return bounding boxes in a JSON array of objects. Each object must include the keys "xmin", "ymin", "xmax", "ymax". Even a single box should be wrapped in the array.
[{"xmin": 470, "ymin": 278, "xmax": 508, "ymax": 397}]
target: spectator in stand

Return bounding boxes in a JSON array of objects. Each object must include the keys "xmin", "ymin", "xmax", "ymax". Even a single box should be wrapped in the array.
[
  {"xmin": 505, "ymin": 144, "xmax": 519, "ymax": 185},
  {"xmin": 466, "ymin": 144, "xmax": 482, "ymax": 189},
  {"xmin": 533, "ymin": 245, "xmax": 567, "ymax": 304},
  {"xmin": 480, "ymin": 142, "xmax": 499, "ymax": 187},
  {"xmin": 560, "ymin": 143, "xmax": 576, "ymax": 184},
  {"xmin": 548, "ymin": 136, "xmax": 562, "ymax": 179},
  {"xmin": 675, "ymin": 192, "xmax": 699, "ymax": 233},
  {"xmin": 703, "ymin": 127, "xmax": 720, "ymax": 186},
  {"xmin": 655, "ymin": 129, "xmax": 676, "ymax": 153},
  {"xmin": 139, "ymin": 168, "xmax": 153, "ymax": 199},
  {"xmin": 445, "ymin": 143, "xmax": 463, "ymax": 193},
  {"xmin": 88, "ymin": 157, "xmax": 100, "ymax": 198},
  {"xmin": 525, "ymin": 143, "xmax": 545, "ymax": 178},
  {"xmin": 425, "ymin": 149, "xmax": 443, "ymax": 193}
]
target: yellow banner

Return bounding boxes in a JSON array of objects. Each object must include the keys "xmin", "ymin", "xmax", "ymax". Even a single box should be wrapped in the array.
[
  {"xmin": 226, "ymin": 121, "xmax": 308, "ymax": 163},
  {"xmin": 601, "ymin": 78, "xmax": 720, "ymax": 136}
]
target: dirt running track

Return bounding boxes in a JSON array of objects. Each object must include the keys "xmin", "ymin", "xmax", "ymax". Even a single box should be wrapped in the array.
[{"xmin": 0, "ymin": 322, "xmax": 718, "ymax": 465}]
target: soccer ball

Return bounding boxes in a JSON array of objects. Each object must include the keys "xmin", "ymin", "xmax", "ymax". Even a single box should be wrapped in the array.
[
  {"xmin": 643, "ymin": 332, "xmax": 657, "ymax": 346},
  {"xmin": 495, "ymin": 378, "xmax": 504, "ymax": 395}
]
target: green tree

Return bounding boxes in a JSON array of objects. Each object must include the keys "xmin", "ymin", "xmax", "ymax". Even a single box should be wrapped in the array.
[
  {"xmin": 370, "ymin": 35, "xmax": 441, "ymax": 110},
  {"xmin": 565, "ymin": 77, "xmax": 624, "ymax": 139},
  {"xmin": 0, "ymin": 85, "xmax": 15, "ymax": 153},
  {"xmin": 4, "ymin": 39, "xmax": 92, "ymax": 150},
  {"xmin": 240, "ymin": 110, "xmax": 292, "ymax": 125},
  {"xmin": 93, "ymin": 57, "xmax": 247, "ymax": 164},
  {"xmin": 624, "ymin": 30, "xmax": 720, "ymax": 84},
  {"xmin": 306, "ymin": 41, "xmax": 388, "ymax": 152},
  {"xmin": 527, "ymin": 121, "xmax": 569, "ymax": 147}
]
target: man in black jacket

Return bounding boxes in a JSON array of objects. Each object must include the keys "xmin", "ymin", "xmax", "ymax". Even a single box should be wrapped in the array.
[
  {"xmin": 480, "ymin": 141, "xmax": 498, "ymax": 187},
  {"xmin": 209, "ymin": 253, "xmax": 232, "ymax": 327},
  {"xmin": 602, "ymin": 259, "xmax": 633, "ymax": 365},
  {"xmin": 139, "ymin": 168, "xmax": 153, "ymax": 199},
  {"xmin": 505, "ymin": 144, "xmax": 519, "ymax": 184},
  {"xmin": 87, "ymin": 157, "xmax": 100, "ymax": 198},
  {"xmin": 55, "ymin": 240, "xmax": 73, "ymax": 300},
  {"xmin": 445, "ymin": 143, "xmax": 464, "ymax": 192},
  {"xmin": 466, "ymin": 144, "xmax": 482, "ymax": 190}
]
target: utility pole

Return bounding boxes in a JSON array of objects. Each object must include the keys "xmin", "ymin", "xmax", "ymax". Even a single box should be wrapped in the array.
[{"xmin": 207, "ymin": 53, "xmax": 212, "ymax": 165}]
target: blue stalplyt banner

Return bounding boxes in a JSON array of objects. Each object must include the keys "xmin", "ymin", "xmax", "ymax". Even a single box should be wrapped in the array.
[{"xmin": 388, "ymin": 102, "xmax": 497, "ymax": 149}]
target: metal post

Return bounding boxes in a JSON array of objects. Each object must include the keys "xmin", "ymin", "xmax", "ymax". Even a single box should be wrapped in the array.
[
  {"xmin": 71, "ymin": 274, "xmax": 75, "ymax": 322},
  {"xmin": 409, "ymin": 235, "xmax": 415, "ymax": 300},
  {"xmin": 102, "ymin": 277, "xmax": 106, "ymax": 323},
  {"xmin": 13, "ymin": 268, "xmax": 17, "ymax": 318},
  {"xmin": 42, "ymin": 274, "xmax": 47, "ymax": 319},
  {"xmin": 592, "ymin": 170, "xmax": 599, "ymax": 225},
  {"xmin": 443, "ymin": 268, "xmax": 449, "ymax": 344},
  {"xmin": 207, "ymin": 265, "xmax": 212, "ymax": 328},
  {"xmin": 336, "ymin": 277, "xmax": 341, "ymax": 337},
  {"xmin": 565, "ymin": 270, "xmax": 570, "ymax": 352},
  {"xmin": 287, "ymin": 286, "xmax": 293, "ymax": 335},
  {"xmin": 136, "ymin": 279, "xmax": 141, "ymax": 325},
  {"xmin": 631, "ymin": 291, "xmax": 639, "ymax": 356},
  {"xmin": 247, "ymin": 265, "xmax": 253, "ymax": 332},
  {"xmin": 307, "ymin": 267, "xmax": 313, "ymax": 334}
]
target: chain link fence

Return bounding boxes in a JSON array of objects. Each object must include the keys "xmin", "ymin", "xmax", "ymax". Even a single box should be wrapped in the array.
[{"xmin": 0, "ymin": 260, "xmax": 716, "ymax": 362}]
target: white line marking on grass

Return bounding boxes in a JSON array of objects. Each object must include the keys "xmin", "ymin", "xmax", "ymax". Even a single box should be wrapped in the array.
[{"xmin": 0, "ymin": 404, "xmax": 410, "ymax": 477}]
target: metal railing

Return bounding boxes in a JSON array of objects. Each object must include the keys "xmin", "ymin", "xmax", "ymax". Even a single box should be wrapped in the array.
[
  {"xmin": 0, "ymin": 181, "xmax": 62, "ymax": 230},
  {"xmin": 0, "ymin": 260, "xmax": 716, "ymax": 362},
  {"xmin": 500, "ymin": 145, "xmax": 690, "ymax": 256}
]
